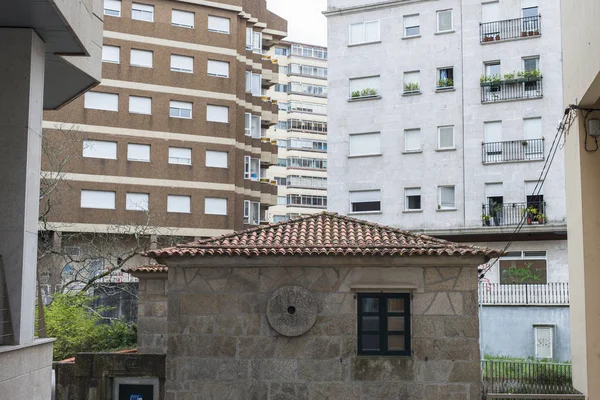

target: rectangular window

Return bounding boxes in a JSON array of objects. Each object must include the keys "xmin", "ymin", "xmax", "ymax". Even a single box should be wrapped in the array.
[
  {"xmin": 170, "ymin": 101, "xmax": 192, "ymax": 119},
  {"xmin": 207, "ymin": 105, "xmax": 229, "ymax": 123},
  {"xmin": 524, "ymin": 117, "xmax": 542, "ymax": 139},
  {"xmin": 207, "ymin": 60, "xmax": 229, "ymax": 78},
  {"xmin": 253, "ymin": 31, "xmax": 262, "ymax": 53},
  {"xmin": 404, "ymin": 129, "xmax": 421, "ymax": 152},
  {"xmin": 243, "ymin": 200, "xmax": 260, "ymax": 225},
  {"xmin": 205, "ymin": 198, "xmax": 227, "ymax": 215},
  {"xmin": 167, "ymin": 195, "xmax": 191, "ymax": 213},
  {"xmin": 534, "ymin": 325, "xmax": 554, "ymax": 359},
  {"xmin": 437, "ymin": 9, "xmax": 453, "ymax": 32},
  {"xmin": 102, "ymin": 45, "xmax": 120, "ymax": 63},
  {"xmin": 168, "ymin": 147, "xmax": 192, "ymax": 165},
  {"xmin": 275, "ymin": 47, "xmax": 289, "ymax": 56},
  {"xmin": 172, "ymin": 9, "xmax": 194, "ymax": 28},
  {"xmin": 350, "ymin": 190, "xmax": 381, "ymax": 213},
  {"xmin": 126, "ymin": 193, "xmax": 149, "ymax": 211},
  {"xmin": 405, "ymin": 188, "xmax": 421, "ymax": 210},
  {"xmin": 277, "ymin": 196, "xmax": 286, "ymax": 205},
  {"xmin": 349, "ymin": 76, "xmax": 380, "ymax": 99},
  {"xmin": 246, "ymin": 28, "xmax": 253, "ymax": 50},
  {"xmin": 244, "ymin": 156, "xmax": 260, "ymax": 181},
  {"xmin": 251, "ymin": 73, "xmax": 261, "ymax": 96},
  {"xmin": 245, "ymin": 71, "xmax": 252, "ymax": 93},
  {"xmin": 208, "ymin": 16, "xmax": 230, "ymax": 34},
  {"xmin": 438, "ymin": 186, "xmax": 456, "ymax": 209},
  {"xmin": 357, "ymin": 293, "xmax": 411, "ymax": 356},
  {"xmin": 104, "ymin": 0, "xmax": 121, "ymax": 17},
  {"xmin": 132, "ymin": 3, "xmax": 154, "ymax": 22},
  {"xmin": 349, "ymin": 133, "xmax": 381, "ymax": 157},
  {"xmin": 403, "ymin": 71, "xmax": 420, "ymax": 93},
  {"xmin": 84, "ymin": 92, "xmax": 118, "ymax": 111},
  {"xmin": 437, "ymin": 67, "xmax": 454, "ymax": 89},
  {"xmin": 129, "ymin": 96, "xmax": 152, "ymax": 115},
  {"xmin": 127, "ymin": 143, "xmax": 151, "ymax": 162},
  {"xmin": 244, "ymin": 113, "xmax": 251, "ymax": 136},
  {"xmin": 438, "ymin": 126, "xmax": 455, "ymax": 149},
  {"xmin": 404, "ymin": 14, "xmax": 420, "ymax": 37},
  {"xmin": 82, "ymin": 140, "xmax": 117, "ymax": 159},
  {"xmin": 171, "ymin": 54, "xmax": 193, "ymax": 73},
  {"xmin": 349, "ymin": 21, "xmax": 380, "ymax": 45},
  {"xmin": 81, "ymin": 190, "xmax": 115, "ymax": 210},
  {"xmin": 484, "ymin": 121, "xmax": 502, "ymax": 143},
  {"xmin": 205, "ymin": 150, "xmax": 228, "ymax": 168},
  {"xmin": 130, "ymin": 49, "xmax": 153, "ymax": 68}
]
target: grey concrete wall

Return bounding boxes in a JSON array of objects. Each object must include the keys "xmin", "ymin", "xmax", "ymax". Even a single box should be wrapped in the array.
[
  {"xmin": 0, "ymin": 339, "xmax": 54, "ymax": 400},
  {"xmin": 165, "ymin": 258, "xmax": 485, "ymax": 400},
  {"xmin": 480, "ymin": 306, "xmax": 571, "ymax": 362},
  {"xmin": 136, "ymin": 274, "xmax": 168, "ymax": 354}
]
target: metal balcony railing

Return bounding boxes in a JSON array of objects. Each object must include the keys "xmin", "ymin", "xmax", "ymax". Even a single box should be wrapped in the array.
[
  {"xmin": 481, "ymin": 201, "xmax": 546, "ymax": 227},
  {"xmin": 481, "ymin": 78, "xmax": 543, "ymax": 103},
  {"xmin": 482, "ymin": 138, "xmax": 544, "ymax": 164},
  {"xmin": 479, "ymin": 282, "xmax": 570, "ymax": 305},
  {"xmin": 480, "ymin": 15, "xmax": 541, "ymax": 43}
]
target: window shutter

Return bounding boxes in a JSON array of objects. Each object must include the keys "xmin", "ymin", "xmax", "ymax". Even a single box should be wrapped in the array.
[
  {"xmin": 521, "ymin": 0, "xmax": 538, "ymax": 10},
  {"xmin": 482, "ymin": 2, "xmax": 500, "ymax": 23},
  {"xmin": 485, "ymin": 183, "xmax": 503, "ymax": 198},
  {"xmin": 81, "ymin": 190, "xmax": 116, "ymax": 209},
  {"xmin": 524, "ymin": 118, "xmax": 542, "ymax": 139},
  {"xmin": 440, "ymin": 187, "xmax": 455, "ymax": 208},
  {"xmin": 349, "ymin": 76, "xmax": 381, "ymax": 94},
  {"xmin": 129, "ymin": 96, "xmax": 151, "ymax": 114},
  {"xmin": 172, "ymin": 10, "xmax": 194, "ymax": 27},
  {"xmin": 349, "ymin": 133, "xmax": 381, "ymax": 156},
  {"xmin": 83, "ymin": 140, "xmax": 117, "ymax": 159},
  {"xmin": 350, "ymin": 190, "xmax": 380, "ymax": 203},
  {"xmin": 170, "ymin": 101, "xmax": 192, "ymax": 111},
  {"xmin": 127, "ymin": 144, "xmax": 150, "ymax": 161},
  {"xmin": 104, "ymin": 0, "xmax": 121, "ymax": 14},
  {"xmin": 364, "ymin": 21, "xmax": 380, "ymax": 42},
  {"xmin": 484, "ymin": 121, "xmax": 502, "ymax": 143},
  {"xmin": 350, "ymin": 23, "xmax": 365, "ymax": 44},
  {"xmin": 171, "ymin": 55, "xmax": 193, "ymax": 72},
  {"xmin": 207, "ymin": 105, "xmax": 229, "ymax": 123},
  {"xmin": 404, "ymin": 71, "xmax": 420, "ymax": 85},
  {"xmin": 205, "ymin": 198, "xmax": 227, "ymax": 215},
  {"xmin": 438, "ymin": 126, "xmax": 454, "ymax": 148},
  {"xmin": 525, "ymin": 180, "xmax": 543, "ymax": 195},
  {"xmin": 207, "ymin": 60, "xmax": 229, "ymax": 77},
  {"xmin": 208, "ymin": 16, "xmax": 230, "ymax": 33},
  {"xmin": 167, "ymin": 195, "xmax": 191, "ymax": 213},
  {"xmin": 404, "ymin": 15, "xmax": 419, "ymax": 28},
  {"xmin": 131, "ymin": 49, "xmax": 152, "ymax": 67},
  {"xmin": 84, "ymin": 92, "xmax": 119, "ymax": 111},
  {"xmin": 126, "ymin": 193, "xmax": 149, "ymax": 211},
  {"xmin": 206, "ymin": 150, "xmax": 227, "ymax": 168},
  {"xmin": 168, "ymin": 147, "xmax": 192, "ymax": 165},
  {"xmin": 405, "ymin": 129, "xmax": 421, "ymax": 151},
  {"xmin": 406, "ymin": 188, "xmax": 420, "ymax": 197},
  {"xmin": 102, "ymin": 45, "xmax": 120, "ymax": 63},
  {"xmin": 438, "ymin": 10, "xmax": 453, "ymax": 31}
]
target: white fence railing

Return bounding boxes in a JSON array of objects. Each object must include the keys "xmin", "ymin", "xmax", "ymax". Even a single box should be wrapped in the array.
[{"xmin": 479, "ymin": 282, "xmax": 570, "ymax": 305}]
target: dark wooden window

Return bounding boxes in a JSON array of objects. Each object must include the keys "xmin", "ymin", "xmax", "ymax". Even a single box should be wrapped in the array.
[{"xmin": 357, "ymin": 293, "xmax": 411, "ymax": 356}]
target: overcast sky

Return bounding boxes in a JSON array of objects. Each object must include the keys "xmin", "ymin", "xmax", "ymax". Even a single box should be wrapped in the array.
[{"xmin": 266, "ymin": 0, "xmax": 328, "ymax": 46}]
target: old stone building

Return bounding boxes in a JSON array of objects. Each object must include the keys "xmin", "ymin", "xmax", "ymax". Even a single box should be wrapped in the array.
[{"xmin": 145, "ymin": 212, "xmax": 501, "ymax": 399}]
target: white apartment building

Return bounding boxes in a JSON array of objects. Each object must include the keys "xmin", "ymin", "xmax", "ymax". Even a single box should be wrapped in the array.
[
  {"xmin": 325, "ymin": 0, "xmax": 569, "ymax": 360},
  {"xmin": 266, "ymin": 41, "xmax": 329, "ymax": 222}
]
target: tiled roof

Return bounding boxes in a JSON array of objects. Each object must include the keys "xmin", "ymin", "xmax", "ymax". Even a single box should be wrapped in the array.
[
  {"xmin": 145, "ymin": 213, "xmax": 502, "ymax": 259},
  {"xmin": 122, "ymin": 265, "xmax": 167, "ymax": 273}
]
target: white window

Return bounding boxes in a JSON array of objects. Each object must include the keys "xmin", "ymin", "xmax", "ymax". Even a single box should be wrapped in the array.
[
  {"xmin": 245, "ymin": 71, "xmax": 252, "ymax": 93},
  {"xmin": 349, "ymin": 76, "xmax": 380, "ymax": 99},
  {"xmin": 404, "ymin": 71, "xmax": 420, "ymax": 93},
  {"xmin": 172, "ymin": 9, "xmax": 194, "ymax": 28},
  {"xmin": 130, "ymin": 49, "xmax": 153, "ymax": 68},
  {"xmin": 102, "ymin": 45, "xmax": 120, "ymax": 63},
  {"xmin": 171, "ymin": 54, "xmax": 193, "ymax": 73},
  {"xmin": 252, "ymin": 31, "xmax": 262, "ymax": 53},
  {"xmin": 126, "ymin": 193, "xmax": 149, "ymax": 211},
  {"xmin": 167, "ymin": 195, "xmax": 191, "ymax": 213},
  {"xmin": 404, "ymin": 129, "xmax": 421, "ymax": 152},
  {"xmin": 349, "ymin": 21, "xmax": 380, "ymax": 45},
  {"xmin": 534, "ymin": 325, "xmax": 554, "ymax": 359},
  {"xmin": 81, "ymin": 190, "xmax": 115, "ymax": 210},
  {"xmin": 168, "ymin": 147, "xmax": 192, "ymax": 165},
  {"xmin": 205, "ymin": 150, "xmax": 228, "ymax": 168},
  {"xmin": 437, "ymin": 10, "xmax": 453, "ymax": 32},
  {"xmin": 208, "ymin": 16, "xmax": 230, "ymax": 34},
  {"xmin": 437, "ymin": 67, "xmax": 454, "ymax": 88},
  {"xmin": 244, "ymin": 156, "xmax": 260, "ymax": 181},
  {"xmin": 84, "ymin": 92, "xmax": 118, "ymax": 111},
  {"xmin": 438, "ymin": 126, "xmax": 455, "ymax": 149},
  {"xmin": 438, "ymin": 186, "xmax": 455, "ymax": 209},
  {"xmin": 524, "ymin": 118, "xmax": 542, "ymax": 139},
  {"xmin": 129, "ymin": 96, "xmax": 152, "ymax": 115},
  {"xmin": 205, "ymin": 197, "xmax": 227, "ymax": 215},
  {"xmin": 251, "ymin": 73, "xmax": 261, "ymax": 96},
  {"xmin": 349, "ymin": 133, "xmax": 381, "ymax": 157},
  {"xmin": 82, "ymin": 140, "xmax": 117, "ymax": 159},
  {"xmin": 245, "ymin": 114, "xmax": 261, "ymax": 138},
  {"xmin": 277, "ymin": 196, "xmax": 286, "ymax": 205},
  {"xmin": 404, "ymin": 14, "xmax": 420, "ymax": 37},
  {"xmin": 484, "ymin": 121, "xmax": 502, "ymax": 143},
  {"xmin": 482, "ymin": 2, "xmax": 500, "ymax": 23},
  {"xmin": 170, "ymin": 101, "xmax": 192, "ymax": 119},
  {"xmin": 207, "ymin": 105, "xmax": 229, "ymax": 123},
  {"xmin": 405, "ymin": 188, "xmax": 422, "ymax": 210},
  {"xmin": 104, "ymin": 0, "xmax": 121, "ymax": 17},
  {"xmin": 127, "ymin": 143, "xmax": 151, "ymax": 162},
  {"xmin": 207, "ymin": 60, "xmax": 229, "ymax": 78},
  {"xmin": 350, "ymin": 190, "xmax": 381, "ymax": 213},
  {"xmin": 244, "ymin": 200, "xmax": 260, "ymax": 225},
  {"xmin": 132, "ymin": 3, "xmax": 154, "ymax": 22}
]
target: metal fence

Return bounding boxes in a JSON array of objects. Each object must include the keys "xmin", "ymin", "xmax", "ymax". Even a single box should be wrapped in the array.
[
  {"xmin": 481, "ymin": 201, "xmax": 545, "ymax": 227},
  {"xmin": 479, "ymin": 282, "xmax": 570, "ymax": 306},
  {"xmin": 482, "ymin": 139, "xmax": 544, "ymax": 164},
  {"xmin": 480, "ymin": 15, "xmax": 541, "ymax": 43},
  {"xmin": 481, "ymin": 78, "xmax": 543, "ymax": 103}
]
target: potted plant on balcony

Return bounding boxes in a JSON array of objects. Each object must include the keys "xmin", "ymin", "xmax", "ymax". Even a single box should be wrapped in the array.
[
  {"xmin": 495, "ymin": 34, "xmax": 501, "ymax": 41},
  {"xmin": 437, "ymin": 78, "xmax": 454, "ymax": 89},
  {"xmin": 528, "ymin": 30, "xmax": 534, "ymax": 36},
  {"xmin": 524, "ymin": 69, "xmax": 542, "ymax": 81},
  {"xmin": 537, "ymin": 213, "xmax": 547, "ymax": 224},
  {"xmin": 481, "ymin": 214, "xmax": 491, "ymax": 226},
  {"xmin": 522, "ymin": 206, "xmax": 538, "ymax": 225},
  {"xmin": 521, "ymin": 31, "xmax": 527, "ymax": 37},
  {"xmin": 480, "ymin": 75, "xmax": 492, "ymax": 87},
  {"xmin": 503, "ymin": 72, "xmax": 517, "ymax": 84},
  {"xmin": 404, "ymin": 82, "xmax": 419, "ymax": 93},
  {"xmin": 534, "ymin": 30, "xmax": 540, "ymax": 36}
]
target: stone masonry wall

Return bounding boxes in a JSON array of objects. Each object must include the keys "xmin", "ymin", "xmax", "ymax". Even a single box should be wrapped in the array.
[
  {"xmin": 137, "ymin": 273, "xmax": 168, "ymax": 353},
  {"xmin": 165, "ymin": 260, "xmax": 482, "ymax": 400}
]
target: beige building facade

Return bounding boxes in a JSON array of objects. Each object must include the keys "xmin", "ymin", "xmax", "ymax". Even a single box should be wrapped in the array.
[{"xmin": 561, "ymin": 1, "xmax": 600, "ymax": 398}]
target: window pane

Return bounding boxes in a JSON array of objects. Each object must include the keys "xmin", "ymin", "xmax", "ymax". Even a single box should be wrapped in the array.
[
  {"xmin": 388, "ymin": 298, "xmax": 404, "ymax": 312},
  {"xmin": 362, "ymin": 334, "xmax": 380, "ymax": 351},
  {"xmin": 407, "ymin": 195, "xmax": 421, "ymax": 210},
  {"xmin": 362, "ymin": 316, "xmax": 379, "ymax": 331},
  {"xmin": 388, "ymin": 335, "xmax": 405, "ymax": 351},
  {"xmin": 388, "ymin": 317, "xmax": 405, "ymax": 331},
  {"xmin": 362, "ymin": 297, "xmax": 379, "ymax": 312}
]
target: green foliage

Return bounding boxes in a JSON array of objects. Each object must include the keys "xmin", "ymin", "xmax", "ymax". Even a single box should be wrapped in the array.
[
  {"xmin": 351, "ymin": 88, "xmax": 378, "ymax": 98},
  {"xmin": 437, "ymin": 78, "xmax": 453, "ymax": 88},
  {"xmin": 481, "ymin": 214, "xmax": 491, "ymax": 222},
  {"xmin": 503, "ymin": 72, "xmax": 516, "ymax": 80},
  {"xmin": 403, "ymin": 82, "xmax": 419, "ymax": 92},
  {"xmin": 351, "ymin": 90, "xmax": 361, "ymax": 98},
  {"xmin": 44, "ymin": 293, "xmax": 136, "ymax": 361}
]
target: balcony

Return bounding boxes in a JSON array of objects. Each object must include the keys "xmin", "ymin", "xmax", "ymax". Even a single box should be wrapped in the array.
[
  {"xmin": 481, "ymin": 77, "xmax": 543, "ymax": 103},
  {"xmin": 480, "ymin": 15, "xmax": 541, "ymax": 43},
  {"xmin": 479, "ymin": 282, "xmax": 569, "ymax": 306},
  {"xmin": 481, "ymin": 200, "xmax": 546, "ymax": 227},
  {"xmin": 482, "ymin": 138, "xmax": 544, "ymax": 164}
]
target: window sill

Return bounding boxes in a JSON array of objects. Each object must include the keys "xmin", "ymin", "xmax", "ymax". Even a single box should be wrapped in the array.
[
  {"xmin": 207, "ymin": 74, "xmax": 229, "ymax": 79},
  {"xmin": 129, "ymin": 112, "xmax": 152, "ymax": 116},
  {"xmin": 402, "ymin": 150, "xmax": 422, "ymax": 154},
  {"xmin": 349, "ymin": 211, "xmax": 382, "ymax": 215},
  {"xmin": 102, "ymin": 60, "xmax": 120, "ymax": 64},
  {"xmin": 436, "ymin": 87, "xmax": 455, "ymax": 93},
  {"xmin": 356, "ymin": 355, "xmax": 414, "ymax": 359},
  {"xmin": 127, "ymin": 159, "xmax": 151, "ymax": 162},
  {"xmin": 209, "ymin": 30, "xmax": 230, "ymax": 35},
  {"xmin": 348, "ymin": 154, "xmax": 382, "ymax": 159},
  {"xmin": 348, "ymin": 95, "xmax": 382, "ymax": 102},
  {"xmin": 435, "ymin": 147, "xmax": 456, "ymax": 152},
  {"xmin": 435, "ymin": 30, "xmax": 455, "ymax": 35},
  {"xmin": 168, "ymin": 211, "xmax": 191, "ymax": 214},
  {"xmin": 131, "ymin": 65, "xmax": 153, "ymax": 69},
  {"xmin": 170, "ymin": 116, "xmax": 192, "ymax": 120},
  {"xmin": 402, "ymin": 91, "xmax": 421, "ymax": 96},
  {"xmin": 348, "ymin": 40, "xmax": 382, "ymax": 47},
  {"xmin": 436, "ymin": 208, "xmax": 457, "ymax": 212},
  {"xmin": 171, "ymin": 69, "xmax": 193, "ymax": 74},
  {"xmin": 402, "ymin": 209, "xmax": 423, "ymax": 213},
  {"xmin": 402, "ymin": 35, "xmax": 421, "ymax": 40}
]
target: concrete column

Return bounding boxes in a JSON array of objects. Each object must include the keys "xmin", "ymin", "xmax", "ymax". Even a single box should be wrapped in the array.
[{"xmin": 0, "ymin": 29, "xmax": 45, "ymax": 345}]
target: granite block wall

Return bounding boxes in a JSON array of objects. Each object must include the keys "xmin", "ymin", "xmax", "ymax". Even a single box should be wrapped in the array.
[{"xmin": 137, "ymin": 273, "xmax": 169, "ymax": 354}]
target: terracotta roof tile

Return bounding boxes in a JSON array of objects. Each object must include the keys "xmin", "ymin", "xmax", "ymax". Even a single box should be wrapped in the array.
[
  {"xmin": 144, "ymin": 212, "xmax": 503, "ymax": 259},
  {"xmin": 122, "ymin": 265, "xmax": 167, "ymax": 273}
]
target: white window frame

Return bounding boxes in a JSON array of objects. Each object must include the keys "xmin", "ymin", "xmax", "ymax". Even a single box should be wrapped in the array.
[
  {"xmin": 172, "ymin": 9, "xmax": 194, "ymax": 28},
  {"xmin": 168, "ymin": 147, "xmax": 192, "ymax": 166},
  {"xmin": 208, "ymin": 15, "xmax": 230, "ymax": 34},
  {"xmin": 170, "ymin": 54, "xmax": 194, "ymax": 73},
  {"xmin": 403, "ymin": 71, "xmax": 420, "ymax": 93},
  {"xmin": 127, "ymin": 143, "xmax": 151, "ymax": 162},
  {"xmin": 130, "ymin": 49, "xmax": 153, "ymax": 68},
  {"xmin": 349, "ymin": 190, "xmax": 382, "ymax": 213},
  {"xmin": 205, "ymin": 150, "xmax": 228, "ymax": 168},
  {"xmin": 438, "ymin": 186, "xmax": 456, "ymax": 209},
  {"xmin": 170, "ymin": 100, "xmax": 192, "ymax": 119},
  {"xmin": 84, "ymin": 92, "xmax": 119, "ymax": 112},
  {"xmin": 349, "ymin": 132, "xmax": 381, "ymax": 157},
  {"xmin": 437, "ymin": 9, "xmax": 454, "ymax": 33},
  {"xmin": 104, "ymin": 0, "xmax": 121, "ymax": 17},
  {"xmin": 206, "ymin": 105, "xmax": 229, "ymax": 123},
  {"xmin": 126, "ymin": 193, "xmax": 149, "ymax": 211},
  {"xmin": 404, "ymin": 14, "xmax": 420, "ymax": 37},
  {"xmin": 243, "ymin": 200, "xmax": 261, "ymax": 225},
  {"xmin": 251, "ymin": 73, "xmax": 261, "ymax": 96},
  {"xmin": 128, "ymin": 95, "xmax": 152, "ymax": 115},
  {"xmin": 132, "ymin": 3, "xmax": 154, "ymax": 22},
  {"xmin": 167, "ymin": 195, "xmax": 191, "ymax": 213},
  {"xmin": 207, "ymin": 60, "xmax": 230, "ymax": 78},
  {"xmin": 81, "ymin": 190, "xmax": 116, "ymax": 210},
  {"xmin": 205, "ymin": 197, "xmax": 228, "ymax": 215},
  {"xmin": 404, "ymin": 128, "xmax": 421, "ymax": 152},
  {"xmin": 349, "ymin": 76, "xmax": 381, "ymax": 99},
  {"xmin": 349, "ymin": 20, "xmax": 380, "ymax": 45},
  {"xmin": 438, "ymin": 125, "xmax": 455, "ymax": 149},
  {"xmin": 102, "ymin": 45, "xmax": 120, "ymax": 64},
  {"xmin": 405, "ymin": 188, "xmax": 422, "ymax": 211},
  {"xmin": 82, "ymin": 140, "xmax": 117, "ymax": 160}
]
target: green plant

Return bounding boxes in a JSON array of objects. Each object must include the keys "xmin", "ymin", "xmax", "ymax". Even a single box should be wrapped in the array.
[
  {"xmin": 438, "ymin": 78, "xmax": 453, "ymax": 88},
  {"xmin": 504, "ymin": 72, "xmax": 516, "ymax": 80},
  {"xmin": 480, "ymin": 75, "xmax": 491, "ymax": 84},
  {"xmin": 404, "ymin": 82, "xmax": 419, "ymax": 92},
  {"xmin": 351, "ymin": 90, "xmax": 361, "ymax": 98},
  {"xmin": 360, "ymin": 88, "xmax": 378, "ymax": 97},
  {"xmin": 521, "ymin": 205, "xmax": 538, "ymax": 217},
  {"xmin": 481, "ymin": 214, "xmax": 491, "ymax": 222},
  {"xmin": 523, "ymin": 69, "xmax": 542, "ymax": 79}
]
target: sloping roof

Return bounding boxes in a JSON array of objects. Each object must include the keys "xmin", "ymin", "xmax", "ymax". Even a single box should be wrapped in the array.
[
  {"xmin": 122, "ymin": 265, "xmax": 167, "ymax": 273},
  {"xmin": 145, "ymin": 212, "xmax": 502, "ymax": 259}
]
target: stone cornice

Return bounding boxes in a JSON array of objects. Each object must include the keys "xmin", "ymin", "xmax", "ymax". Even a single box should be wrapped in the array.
[{"xmin": 323, "ymin": 0, "xmax": 436, "ymax": 17}]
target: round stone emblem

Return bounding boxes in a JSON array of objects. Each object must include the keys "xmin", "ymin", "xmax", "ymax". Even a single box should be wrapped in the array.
[{"xmin": 266, "ymin": 285, "xmax": 318, "ymax": 337}]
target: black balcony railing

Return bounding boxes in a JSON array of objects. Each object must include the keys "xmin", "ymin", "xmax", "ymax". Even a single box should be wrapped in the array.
[
  {"xmin": 480, "ymin": 15, "xmax": 541, "ymax": 43},
  {"xmin": 481, "ymin": 78, "xmax": 543, "ymax": 103},
  {"xmin": 482, "ymin": 138, "xmax": 544, "ymax": 164},
  {"xmin": 481, "ymin": 201, "xmax": 546, "ymax": 227}
]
